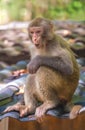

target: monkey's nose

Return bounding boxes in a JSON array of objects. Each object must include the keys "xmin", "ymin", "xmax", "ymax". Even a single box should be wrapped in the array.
[{"xmin": 34, "ymin": 38, "xmax": 37, "ymax": 41}]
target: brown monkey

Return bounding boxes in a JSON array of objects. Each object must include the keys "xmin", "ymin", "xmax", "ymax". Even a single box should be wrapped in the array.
[{"xmin": 4, "ymin": 17, "xmax": 80, "ymax": 121}]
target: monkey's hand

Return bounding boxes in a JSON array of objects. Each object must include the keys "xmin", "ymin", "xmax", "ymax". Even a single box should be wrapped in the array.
[{"xmin": 27, "ymin": 56, "xmax": 41, "ymax": 74}]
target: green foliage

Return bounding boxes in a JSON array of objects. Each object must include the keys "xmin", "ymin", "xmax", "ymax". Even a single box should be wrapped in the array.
[
  {"xmin": 45, "ymin": 0, "xmax": 85, "ymax": 20},
  {"xmin": 0, "ymin": 0, "xmax": 85, "ymax": 22},
  {"xmin": 0, "ymin": 0, "xmax": 27, "ymax": 21}
]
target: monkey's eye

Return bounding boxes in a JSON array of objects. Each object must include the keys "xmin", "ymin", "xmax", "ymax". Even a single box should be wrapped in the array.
[
  {"xmin": 36, "ymin": 30, "xmax": 41, "ymax": 34},
  {"xmin": 30, "ymin": 31, "xmax": 34, "ymax": 34}
]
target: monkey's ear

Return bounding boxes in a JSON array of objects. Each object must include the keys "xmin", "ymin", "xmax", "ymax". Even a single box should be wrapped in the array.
[{"xmin": 46, "ymin": 22, "xmax": 54, "ymax": 40}]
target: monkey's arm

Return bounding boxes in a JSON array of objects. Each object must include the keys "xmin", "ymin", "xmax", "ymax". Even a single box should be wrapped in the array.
[
  {"xmin": 27, "ymin": 53, "xmax": 73, "ymax": 75},
  {"xmin": 37, "ymin": 55, "xmax": 73, "ymax": 74}
]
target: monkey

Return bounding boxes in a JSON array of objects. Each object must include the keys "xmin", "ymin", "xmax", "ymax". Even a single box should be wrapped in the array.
[{"xmin": 4, "ymin": 17, "xmax": 80, "ymax": 121}]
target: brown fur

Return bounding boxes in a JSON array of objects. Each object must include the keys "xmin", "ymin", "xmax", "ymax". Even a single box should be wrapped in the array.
[
  {"xmin": 4, "ymin": 17, "xmax": 80, "ymax": 121},
  {"xmin": 25, "ymin": 17, "xmax": 79, "ymax": 119}
]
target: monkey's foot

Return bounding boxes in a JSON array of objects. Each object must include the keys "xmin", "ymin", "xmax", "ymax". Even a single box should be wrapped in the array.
[
  {"xmin": 69, "ymin": 105, "xmax": 82, "ymax": 119},
  {"xmin": 4, "ymin": 104, "xmax": 29, "ymax": 117},
  {"xmin": 4, "ymin": 103, "xmax": 22, "ymax": 113},
  {"xmin": 35, "ymin": 105, "xmax": 47, "ymax": 122},
  {"xmin": 19, "ymin": 105, "xmax": 29, "ymax": 117}
]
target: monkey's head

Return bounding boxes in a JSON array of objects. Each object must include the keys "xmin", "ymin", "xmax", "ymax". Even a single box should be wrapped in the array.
[{"xmin": 28, "ymin": 17, "xmax": 54, "ymax": 49}]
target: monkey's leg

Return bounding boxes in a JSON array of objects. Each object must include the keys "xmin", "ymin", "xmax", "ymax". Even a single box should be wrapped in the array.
[
  {"xmin": 4, "ymin": 74, "xmax": 38, "ymax": 117},
  {"xmin": 35, "ymin": 67, "xmax": 59, "ymax": 119},
  {"xmin": 23, "ymin": 74, "xmax": 38, "ymax": 117},
  {"xmin": 35, "ymin": 87, "xmax": 59, "ymax": 122}
]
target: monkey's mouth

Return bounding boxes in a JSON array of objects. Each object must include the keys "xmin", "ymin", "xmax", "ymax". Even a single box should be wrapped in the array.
[{"xmin": 35, "ymin": 44, "xmax": 41, "ymax": 48}]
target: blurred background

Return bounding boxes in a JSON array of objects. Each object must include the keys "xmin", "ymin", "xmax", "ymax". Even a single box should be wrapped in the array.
[
  {"xmin": 0, "ymin": 0, "xmax": 85, "ymax": 86},
  {"xmin": 0, "ymin": 0, "xmax": 85, "ymax": 108},
  {"xmin": 0, "ymin": 0, "xmax": 85, "ymax": 24}
]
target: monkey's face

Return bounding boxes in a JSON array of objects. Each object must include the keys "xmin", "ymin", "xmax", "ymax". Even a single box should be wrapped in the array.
[{"xmin": 29, "ymin": 26, "xmax": 44, "ymax": 49}]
